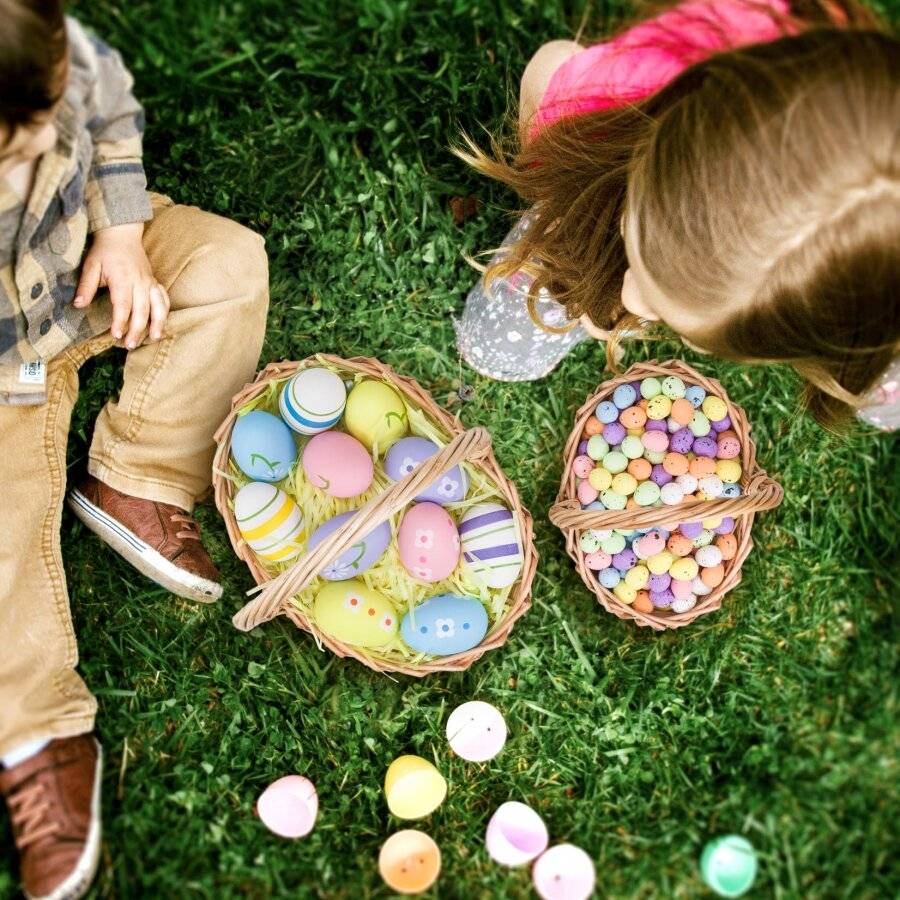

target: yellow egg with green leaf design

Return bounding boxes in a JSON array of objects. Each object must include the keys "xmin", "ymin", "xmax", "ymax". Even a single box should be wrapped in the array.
[{"xmin": 344, "ymin": 380, "xmax": 408, "ymax": 451}]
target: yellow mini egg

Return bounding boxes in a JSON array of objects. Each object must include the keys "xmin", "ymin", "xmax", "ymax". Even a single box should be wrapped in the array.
[
  {"xmin": 613, "ymin": 582, "xmax": 637, "ymax": 605},
  {"xmin": 648, "ymin": 551, "xmax": 675, "ymax": 575},
  {"xmin": 234, "ymin": 482, "xmax": 307, "ymax": 563},
  {"xmin": 624, "ymin": 564, "xmax": 650, "ymax": 590},
  {"xmin": 645, "ymin": 395, "xmax": 673, "ymax": 421},
  {"xmin": 702, "ymin": 395, "xmax": 729, "ymax": 422},
  {"xmin": 716, "ymin": 459, "xmax": 743, "ymax": 484},
  {"xmin": 384, "ymin": 756, "xmax": 447, "ymax": 819},
  {"xmin": 669, "ymin": 557, "xmax": 699, "ymax": 581},
  {"xmin": 611, "ymin": 472, "xmax": 637, "ymax": 496},
  {"xmin": 589, "ymin": 467, "xmax": 613, "ymax": 491},
  {"xmin": 702, "ymin": 517, "xmax": 723, "ymax": 529},
  {"xmin": 344, "ymin": 379, "xmax": 408, "ymax": 450}
]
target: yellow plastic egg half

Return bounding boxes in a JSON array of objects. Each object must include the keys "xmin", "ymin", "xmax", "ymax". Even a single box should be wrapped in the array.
[
  {"xmin": 344, "ymin": 379, "xmax": 408, "ymax": 451},
  {"xmin": 384, "ymin": 756, "xmax": 447, "ymax": 820}
]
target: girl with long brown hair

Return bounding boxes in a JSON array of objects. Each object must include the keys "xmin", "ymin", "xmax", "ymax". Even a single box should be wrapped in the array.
[{"xmin": 455, "ymin": 0, "xmax": 899, "ymax": 430}]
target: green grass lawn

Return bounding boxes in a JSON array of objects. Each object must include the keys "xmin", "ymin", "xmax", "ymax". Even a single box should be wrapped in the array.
[{"xmin": 3, "ymin": 1, "xmax": 898, "ymax": 897}]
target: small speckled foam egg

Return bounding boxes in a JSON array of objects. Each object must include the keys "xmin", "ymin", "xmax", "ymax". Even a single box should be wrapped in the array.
[
  {"xmin": 660, "ymin": 482, "xmax": 684, "ymax": 506},
  {"xmin": 695, "ymin": 545, "xmax": 723, "ymax": 568},
  {"xmin": 612, "ymin": 384, "xmax": 637, "ymax": 409},
  {"xmin": 684, "ymin": 385, "xmax": 706, "ymax": 408},
  {"xmin": 689, "ymin": 457, "xmax": 717, "ymax": 478},
  {"xmin": 583, "ymin": 419, "xmax": 603, "ymax": 438},
  {"xmin": 619, "ymin": 406, "xmax": 646, "ymax": 429},
  {"xmin": 598, "ymin": 568, "xmax": 620, "ymax": 588},
  {"xmin": 650, "ymin": 589, "xmax": 675, "ymax": 608},
  {"xmin": 689, "ymin": 411, "xmax": 711, "ymax": 437},
  {"xmin": 715, "ymin": 534, "xmax": 738, "ymax": 560},
  {"xmin": 602, "ymin": 422, "xmax": 626, "ymax": 445},
  {"xmin": 235, "ymin": 482, "xmax": 307, "ymax": 563},
  {"xmin": 613, "ymin": 582, "xmax": 636, "ymax": 604},
  {"xmin": 611, "ymin": 549, "xmax": 637, "ymax": 571},
  {"xmin": 698, "ymin": 475, "xmax": 724, "ymax": 498},
  {"xmin": 589, "ymin": 467, "xmax": 612, "ymax": 491},
  {"xmin": 642, "ymin": 430, "xmax": 669, "ymax": 453},
  {"xmin": 648, "ymin": 551, "xmax": 675, "ymax": 575},
  {"xmin": 584, "ymin": 551, "xmax": 612, "ymax": 571},
  {"xmin": 384, "ymin": 437, "xmax": 468, "ymax": 505},
  {"xmin": 702, "ymin": 395, "xmax": 729, "ymax": 422},
  {"xmin": 600, "ymin": 533, "xmax": 626, "ymax": 555},
  {"xmin": 716, "ymin": 459, "xmax": 742, "ymax": 484},
  {"xmin": 646, "ymin": 395, "xmax": 672, "ymax": 421},
  {"xmin": 577, "ymin": 481, "xmax": 598, "ymax": 505},
  {"xmin": 670, "ymin": 557, "xmax": 699, "ymax": 581},
  {"xmin": 722, "ymin": 483, "xmax": 742, "ymax": 498},
  {"xmin": 595, "ymin": 401, "xmax": 619, "ymax": 423},
  {"xmin": 314, "ymin": 580, "xmax": 398, "ymax": 648},
  {"xmin": 715, "ymin": 516, "xmax": 736, "ymax": 534},
  {"xmin": 344, "ymin": 379, "xmax": 408, "ymax": 450},
  {"xmin": 611, "ymin": 473, "xmax": 637, "ymax": 496},
  {"xmin": 580, "ymin": 532, "xmax": 601, "ymax": 553},
  {"xmin": 602, "ymin": 451, "xmax": 628, "ymax": 474},
  {"xmin": 633, "ymin": 591, "xmax": 653, "ymax": 613},
  {"xmin": 670, "ymin": 398, "xmax": 695, "ymax": 426},
  {"xmin": 638, "ymin": 530, "xmax": 666, "ymax": 556},
  {"xmin": 693, "ymin": 529, "xmax": 715, "ymax": 547},
  {"xmin": 572, "ymin": 455, "xmax": 593, "ymax": 478},
  {"xmin": 628, "ymin": 458, "xmax": 652, "ymax": 481},
  {"xmin": 624, "ymin": 565, "xmax": 650, "ymax": 590},
  {"xmin": 717, "ymin": 434, "xmax": 742, "ymax": 459},
  {"xmin": 302, "ymin": 431, "xmax": 374, "ymax": 498},
  {"xmin": 663, "ymin": 453, "xmax": 689, "ymax": 477},
  {"xmin": 279, "ymin": 367, "xmax": 347, "ymax": 435},
  {"xmin": 667, "ymin": 533, "xmax": 694, "ymax": 557},
  {"xmin": 680, "ymin": 521, "xmax": 703, "ymax": 539},
  {"xmin": 459, "ymin": 503, "xmax": 523, "ymax": 589},
  {"xmin": 670, "ymin": 428, "xmax": 694, "ymax": 454},
  {"xmin": 231, "ymin": 411, "xmax": 298, "ymax": 482},
  {"xmin": 670, "ymin": 578, "xmax": 693, "ymax": 600},
  {"xmin": 633, "ymin": 481, "xmax": 661, "ymax": 506},
  {"xmin": 676, "ymin": 473, "xmax": 698, "ymax": 494},
  {"xmin": 398, "ymin": 502, "xmax": 460, "ymax": 583},
  {"xmin": 691, "ymin": 575, "xmax": 712, "ymax": 596},
  {"xmin": 671, "ymin": 596, "xmax": 697, "ymax": 614},
  {"xmin": 599, "ymin": 490, "xmax": 626, "ymax": 510},
  {"xmin": 701, "ymin": 564, "xmax": 725, "ymax": 587},
  {"xmin": 693, "ymin": 436, "xmax": 718, "ymax": 458},
  {"xmin": 644, "ymin": 450, "xmax": 666, "ymax": 465},
  {"xmin": 620, "ymin": 436, "xmax": 644, "ymax": 459},
  {"xmin": 587, "ymin": 435, "xmax": 609, "ymax": 460},
  {"xmin": 640, "ymin": 377, "xmax": 662, "ymax": 399},
  {"xmin": 661, "ymin": 376, "xmax": 686, "ymax": 399}
]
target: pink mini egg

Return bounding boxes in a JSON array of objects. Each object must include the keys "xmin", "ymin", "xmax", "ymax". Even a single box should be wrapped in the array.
[
  {"xmin": 302, "ymin": 431, "xmax": 374, "ymax": 498},
  {"xmin": 670, "ymin": 577, "xmax": 694, "ymax": 600},
  {"xmin": 572, "ymin": 455, "xmax": 593, "ymax": 478},
  {"xmin": 717, "ymin": 435, "xmax": 742, "ymax": 459},
  {"xmin": 397, "ymin": 502, "xmax": 461, "ymax": 583},
  {"xmin": 636, "ymin": 530, "xmax": 666, "ymax": 557},
  {"xmin": 577, "ymin": 480, "xmax": 599, "ymax": 505},
  {"xmin": 584, "ymin": 551, "xmax": 612, "ymax": 570},
  {"xmin": 641, "ymin": 430, "xmax": 669, "ymax": 453}
]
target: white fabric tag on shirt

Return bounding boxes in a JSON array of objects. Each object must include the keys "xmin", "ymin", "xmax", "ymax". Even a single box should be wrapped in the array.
[{"xmin": 18, "ymin": 360, "xmax": 46, "ymax": 385}]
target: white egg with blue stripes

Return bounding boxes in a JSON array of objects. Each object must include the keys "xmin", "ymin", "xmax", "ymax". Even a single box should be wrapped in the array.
[
  {"xmin": 234, "ymin": 482, "xmax": 307, "ymax": 564},
  {"xmin": 279, "ymin": 367, "xmax": 347, "ymax": 435},
  {"xmin": 458, "ymin": 502, "xmax": 523, "ymax": 589}
]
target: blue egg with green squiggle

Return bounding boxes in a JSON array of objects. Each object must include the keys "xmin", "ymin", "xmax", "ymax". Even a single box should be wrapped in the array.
[
  {"xmin": 308, "ymin": 510, "xmax": 391, "ymax": 580},
  {"xmin": 400, "ymin": 594, "xmax": 488, "ymax": 656},
  {"xmin": 231, "ymin": 411, "xmax": 297, "ymax": 482}
]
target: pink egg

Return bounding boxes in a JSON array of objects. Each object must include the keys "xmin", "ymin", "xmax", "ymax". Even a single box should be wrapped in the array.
[
  {"xmin": 577, "ymin": 480, "xmax": 598, "ymax": 505},
  {"xmin": 572, "ymin": 455, "xmax": 593, "ymax": 478},
  {"xmin": 397, "ymin": 502, "xmax": 460, "ymax": 583},
  {"xmin": 302, "ymin": 431, "xmax": 373, "ymax": 498},
  {"xmin": 717, "ymin": 435, "xmax": 741, "ymax": 459},
  {"xmin": 670, "ymin": 577, "xmax": 694, "ymax": 600},
  {"xmin": 641, "ymin": 430, "xmax": 669, "ymax": 453},
  {"xmin": 257, "ymin": 775, "xmax": 318, "ymax": 838},
  {"xmin": 636, "ymin": 530, "xmax": 665, "ymax": 557},
  {"xmin": 584, "ymin": 551, "xmax": 612, "ymax": 570}
]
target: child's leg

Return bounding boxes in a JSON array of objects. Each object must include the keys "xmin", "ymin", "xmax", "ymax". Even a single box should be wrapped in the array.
[
  {"xmin": 86, "ymin": 197, "xmax": 269, "ymax": 511},
  {"xmin": 0, "ymin": 357, "xmax": 97, "ymax": 757}
]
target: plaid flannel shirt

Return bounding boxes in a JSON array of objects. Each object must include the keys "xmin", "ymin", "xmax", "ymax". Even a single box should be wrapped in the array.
[{"xmin": 0, "ymin": 16, "xmax": 151, "ymax": 405}]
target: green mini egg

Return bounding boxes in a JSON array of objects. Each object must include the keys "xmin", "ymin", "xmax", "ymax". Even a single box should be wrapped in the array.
[
  {"xmin": 640, "ymin": 377, "xmax": 662, "ymax": 399},
  {"xmin": 600, "ymin": 489, "xmax": 627, "ymax": 510},
  {"xmin": 661, "ymin": 376, "xmax": 686, "ymax": 399},
  {"xmin": 644, "ymin": 449, "xmax": 666, "ymax": 464},
  {"xmin": 600, "ymin": 532, "xmax": 627, "ymax": 555},
  {"xmin": 344, "ymin": 379, "xmax": 408, "ymax": 451},
  {"xmin": 602, "ymin": 451, "xmax": 628, "ymax": 474},
  {"xmin": 587, "ymin": 435, "xmax": 609, "ymax": 461},
  {"xmin": 634, "ymin": 481, "xmax": 661, "ymax": 506},
  {"xmin": 693, "ymin": 529, "xmax": 715, "ymax": 548},
  {"xmin": 314, "ymin": 580, "xmax": 399, "ymax": 648},
  {"xmin": 688, "ymin": 410, "xmax": 711, "ymax": 437},
  {"xmin": 580, "ymin": 531, "xmax": 602, "ymax": 553},
  {"xmin": 620, "ymin": 435, "xmax": 644, "ymax": 459}
]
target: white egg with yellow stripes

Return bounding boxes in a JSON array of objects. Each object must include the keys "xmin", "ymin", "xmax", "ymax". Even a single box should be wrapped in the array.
[{"xmin": 234, "ymin": 482, "xmax": 307, "ymax": 563}]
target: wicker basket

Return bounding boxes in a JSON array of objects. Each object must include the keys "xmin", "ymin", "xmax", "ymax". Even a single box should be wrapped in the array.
[
  {"xmin": 213, "ymin": 355, "xmax": 537, "ymax": 675},
  {"xmin": 549, "ymin": 360, "xmax": 783, "ymax": 630}
]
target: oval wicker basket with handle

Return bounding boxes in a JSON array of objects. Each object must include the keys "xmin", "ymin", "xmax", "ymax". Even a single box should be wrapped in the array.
[
  {"xmin": 213, "ymin": 354, "xmax": 536, "ymax": 676},
  {"xmin": 549, "ymin": 360, "xmax": 783, "ymax": 630}
]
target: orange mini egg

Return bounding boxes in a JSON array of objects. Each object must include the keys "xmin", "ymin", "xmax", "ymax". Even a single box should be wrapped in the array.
[
  {"xmin": 700, "ymin": 564, "xmax": 725, "ymax": 588},
  {"xmin": 627, "ymin": 458, "xmax": 652, "ymax": 480},
  {"xmin": 584, "ymin": 417, "xmax": 604, "ymax": 437},
  {"xmin": 625, "ymin": 497, "xmax": 639, "ymax": 510},
  {"xmin": 670, "ymin": 398, "xmax": 694, "ymax": 426},
  {"xmin": 662, "ymin": 452, "xmax": 690, "ymax": 476},
  {"xmin": 715, "ymin": 533, "xmax": 738, "ymax": 561},
  {"xmin": 633, "ymin": 591, "xmax": 653, "ymax": 614},
  {"xmin": 667, "ymin": 534, "xmax": 694, "ymax": 557},
  {"xmin": 619, "ymin": 406, "xmax": 647, "ymax": 429},
  {"xmin": 638, "ymin": 398, "xmax": 649, "ymax": 411},
  {"xmin": 689, "ymin": 457, "xmax": 717, "ymax": 478}
]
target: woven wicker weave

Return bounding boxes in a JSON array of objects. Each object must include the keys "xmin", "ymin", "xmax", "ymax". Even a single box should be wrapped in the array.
[
  {"xmin": 549, "ymin": 360, "xmax": 783, "ymax": 630},
  {"xmin": 212, "ymin": 355, "xmax": 536, "ymax": 675}
]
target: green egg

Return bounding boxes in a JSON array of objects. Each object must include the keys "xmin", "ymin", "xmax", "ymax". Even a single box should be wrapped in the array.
[
  {"xmin": 689, "ymin": 410, "xmax": 711, "ymax": 437},
  {"xmin": 634, "ymin": 481, "xmax": 661, "ymax": 506},
  {"xmin": 620, "ymin": 435, "xmax": 644, "ymax": 459},
  {"xmin": 600, "ymin": 489, "xmax": 627, "ymax": 511},
  {"xmin": 580, "ymin": 531, "xmax": 602, "ymax": 553},
  {"xmin": 644, "ymin": 449, "xmax": 666, "ymax": 464},
  {"xmin": 587, "ymin": 435, "xmax": 609, "ymax": 461},
  {"xmin": 661, "ymin": 375, "xmax": 686, "ymax": 399},
  {"xmin": 600, "ymin": 532, "xmax": 627, "ymax": 555},
  {"xmin": 640, "ymin": 377, "xmax": 662, "ymax": 399},
  {"xmin": 602, "ymin": 451, "xmax": 628, "ymax": 474}
]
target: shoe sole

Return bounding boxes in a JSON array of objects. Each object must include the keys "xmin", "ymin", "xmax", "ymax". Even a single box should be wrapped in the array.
[
  {"xmin": 26, "ymin": 741, "xmax": 103, "ymax": 900},
  {"xmin": 67, "ymin": 488, "xmax": 222, "ymax": 604}
]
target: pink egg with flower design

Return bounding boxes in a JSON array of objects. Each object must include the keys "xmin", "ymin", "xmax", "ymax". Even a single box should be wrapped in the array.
[{"xmin": 398, "ymin": 502, "xmax": 460, "ymax": 583}]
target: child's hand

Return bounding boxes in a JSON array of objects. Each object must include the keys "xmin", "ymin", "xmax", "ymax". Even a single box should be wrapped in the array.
[{"xmin": 74, "ymin": 223, "xmax": 170, "ymax": 349}]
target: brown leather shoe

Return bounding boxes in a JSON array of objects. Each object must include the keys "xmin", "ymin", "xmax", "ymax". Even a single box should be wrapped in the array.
[
  {"xmin": 68, "ymin": 475, "xmax": 222, "ymax": 603},
  {"xmin": 0, "ymin": 736, "xmax": 102, "ymax": 900}
]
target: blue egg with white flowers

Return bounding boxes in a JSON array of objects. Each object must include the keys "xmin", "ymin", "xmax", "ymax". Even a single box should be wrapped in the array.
[
  {"xmin": 231, "ymin": 411, "xmax": 297, "ymax": 482},
  {"xmin": 400, "ymin": 594, "xmax": 488, "ymax": 657}
]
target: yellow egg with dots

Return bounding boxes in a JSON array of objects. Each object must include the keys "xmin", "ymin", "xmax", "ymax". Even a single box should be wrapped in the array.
[
  {"xmin": 613, "ymin": 582, "xmax": 637, "ymax": 605},
  {"xmin": 648, "ymin": 551, "xmax": 675, "ymax": 575},
  {"xmin": 624, "ymin": 565, "xmax": 650, "ymax": 590},
  {"xmin": 702, "ymin": 395, "xmax": 729, "ymax": 422},
  {"xmin": 669, "ymin": 557, "xmax": 699, "ymax": 581},
  {"xmin": 589, "ymin": 467, "xmax": 613, "ymax": 491},
  {"xmin": 646, "ymin": 395, "xmax": 672, "ymax": 420},
  {"xmin": 702, "ymin": 517, "xmax": 723, "ymax": 529},
  {"xmin": 716, "ymin": 459, "xmax": 743, "ymax": 484},
  {"xmin": 611, "ymin": 473, "xmax": 637, "ymax": 496}
]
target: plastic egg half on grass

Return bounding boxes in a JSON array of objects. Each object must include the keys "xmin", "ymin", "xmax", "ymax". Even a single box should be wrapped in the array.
[
  {"xmin": 700, "ymin": 835, "xmax": 757, "ymax": 897},
  {"xmin": 532, "ymin": 844, "xmax": 596, "ymax": 900},
  {"xmin": 384, "ymin": 755, "xmax": 447, "ymax": 819},
  {"xmin": 379, "ymin": 830, "xmax": 441, "ymax": 894},
  {"xmin": 446, "ymin": 701, "xmax": 507, "ymax": 762},
  {"xmin": 485, "ymin": 801, "xmax": 548, "ymax": 866},
  {"xmin": 256, "ymin": 775, "xmax": 318, "ymax": 838}
]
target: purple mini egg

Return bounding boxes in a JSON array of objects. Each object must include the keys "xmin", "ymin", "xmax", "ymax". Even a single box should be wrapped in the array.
[
  {"xmin": 692, "ymin": 436, "xmax": 718, "ymax": 458},
  {"xmin": 612, "ymin": 549, "xmax": 637, "ymax": 571},
  {"xmin": 602, "ymin": 422, "xmax": 626, "ymax": 446},
  {"xmin": 648, "ymin": 573, "xmax": 671, "ymax": 592},
  {"xmin": 715, "ymin": 516, "xmax": 736, "ymax": 535},
  {"xmin": 680, "ymin": 521, "xmax": 703, "ymax": 539},
  {"xmin": 308, "ymin": 511, "xmax": 391, "ymax": 580},
  {"xmin": 650, "ymin": 589, "xmax": 675, "ymax": 608},
  {"xmin": 578, "ymin": 440, "xmax": 589, "ymax": 455},
  {"xmin": 670, "ymin": 428, "xmax": 694, "ymax": 454},
  {"xmin": 651, "ymin": 464, "xmax": 673, "ymax": 487},
  {"xmin": 384, "ymin": 436, "xmax": 469, "ymax": 505},
  {"xmin": 644, "ymin": 419, "xmax": 667, "ymax": 433},
  {"xmin": 711, "ymin": 415, "xmax": 732, "ymax": 433}
]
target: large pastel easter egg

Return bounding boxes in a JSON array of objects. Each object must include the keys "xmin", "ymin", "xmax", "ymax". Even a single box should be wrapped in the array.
[
  {"xmin": 257, "ymin": 775, "xmax": 318, "ymax": 838},
  {"xmin": 398, "ymin": 503, "xmax": 460, "ymax": 582},
  {"xmin": 459, "ymin": 502, "xmax": 523, "ymax": 589},
  {"xmin": 486, "ymin": 802, "xmax": 549, "ymax": 866},
  {"xmin": 302, "ymin": 431, "xmax": 373, "ymax": 498},
  {"xmin": 235, "ymin": 482, "xmax": 307, "ymax": 563},
  {"xmin": 379, "ymin": 830, "xmax": 441, "ymax": 894},
  {"xmin": 384, "ymin": 756, "xmax": 447, "ymax": 819},
  {"xmin": 532, "ymin": 844, "xmax": 596, "ymax": 900},
  {"xmin": 231, "ymin": 411, "xmax": 297, "ymax": 482},
  {"xmin": 384, "ymin": 436, "xmax": 468, "ymax": 505},
  {"xmin": 313, "ymin": 579, "xmax": 398, "ymax": 648},
  {"xmin": 344, "ymin": 379, "xmax": 408, "ymax": 450},
  {"xmin": 446, "ymin": 700, "xmax": 507, "ymax": 762},
  {"xmin": 401, "ymin": 594, "xmax": 488, "ymax": 656},
  {"xmin": 307, "ymin": 511, "xmax": 390, "ymax": 580},
  {"xmin": 279, "ymin": 367, "xmax": 347, "ymax": 434}
]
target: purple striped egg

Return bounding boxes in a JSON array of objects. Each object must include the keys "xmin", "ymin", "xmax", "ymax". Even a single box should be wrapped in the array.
[{"xmin": 459, "ymin": 502, "xmax": 523, "ymax": 589}]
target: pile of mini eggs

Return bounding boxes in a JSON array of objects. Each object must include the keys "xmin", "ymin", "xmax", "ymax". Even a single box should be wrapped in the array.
[
  {"xmin": 228, "ymin": 366, "xmax": 524, "ymax": 659},
  {"xmin": 570, "ymin": 373, "xmax": 744, "ymax": 615}
]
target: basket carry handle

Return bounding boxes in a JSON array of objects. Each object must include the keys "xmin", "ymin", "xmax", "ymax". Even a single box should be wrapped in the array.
[
  {"xmin": 548, "ymin": 470, "xmax": 783, "ymax": 532},
  {"xmin": 232, "ymin": 427, "xmax": 493, "ymax": 632}
]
